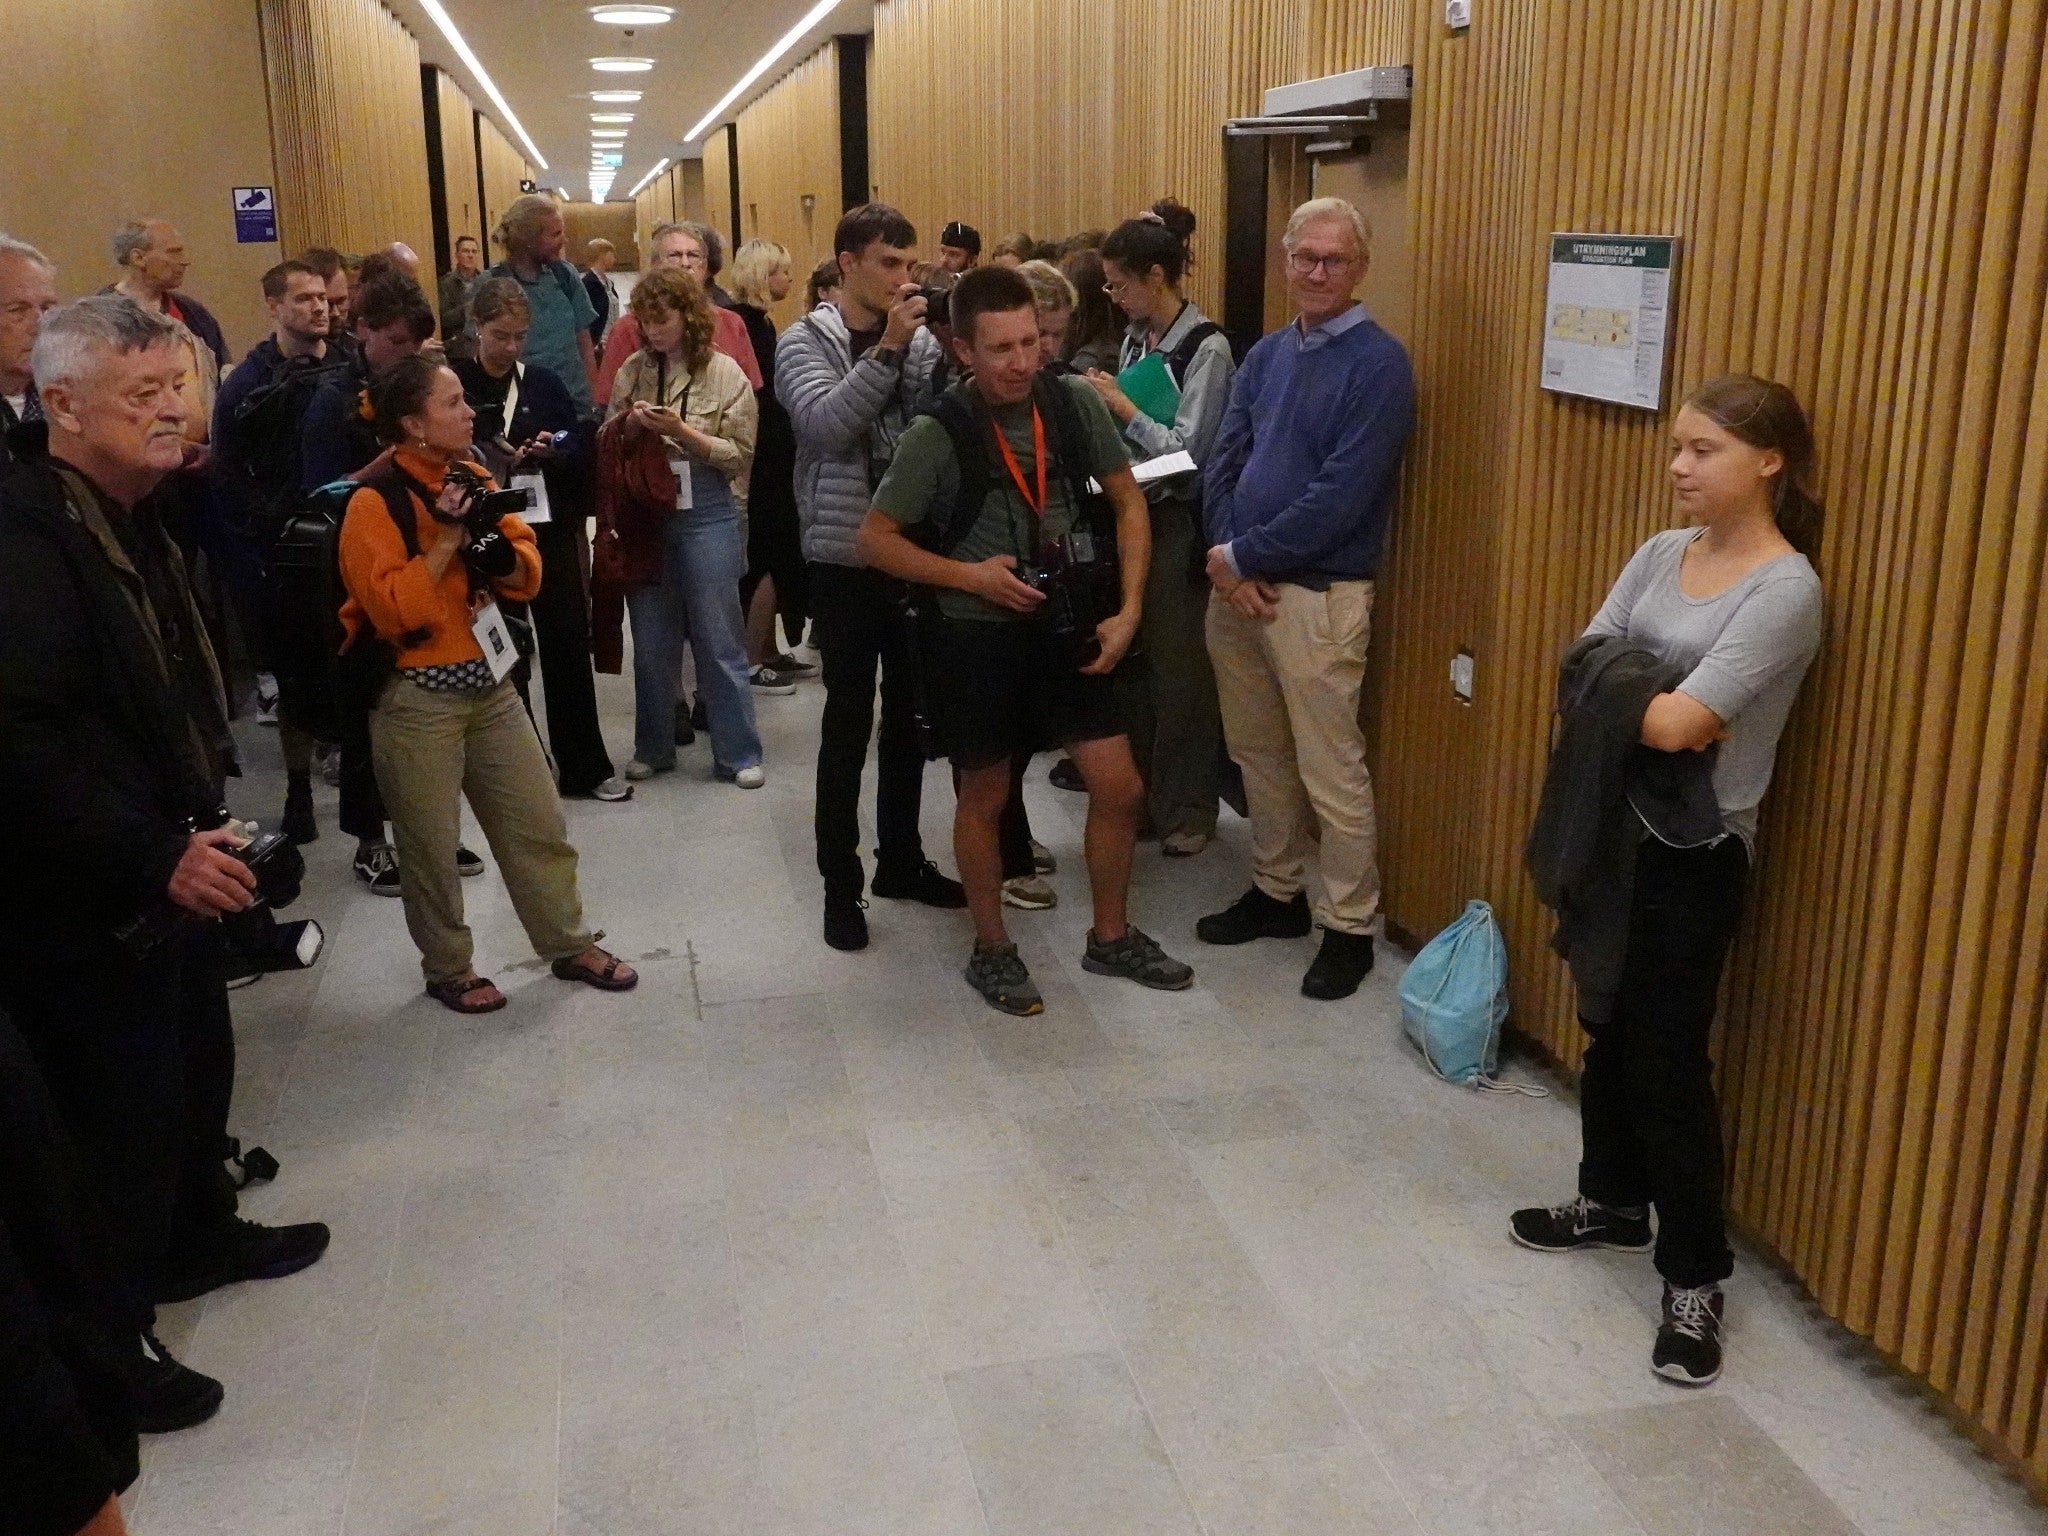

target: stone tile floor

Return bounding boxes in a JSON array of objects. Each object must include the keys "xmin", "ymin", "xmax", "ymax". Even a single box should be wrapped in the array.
[{"xmin": 127, "ymin": 669, "xmax": 2048, "ymax": 1535}]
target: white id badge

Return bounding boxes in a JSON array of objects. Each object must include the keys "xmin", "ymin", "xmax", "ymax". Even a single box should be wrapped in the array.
[
  {"xmin": 672, "ymin": 455, "xmax": 695, "ymax": 510},
  {"xmin": 512, "ymin": 472, "xmax": 550, "ymax": 525},
  {"xmin": 470, "ymin": 601, "xmax": 519, "ymax": 683}
]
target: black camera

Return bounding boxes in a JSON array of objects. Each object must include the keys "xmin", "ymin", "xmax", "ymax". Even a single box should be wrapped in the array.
[
  {"xmin": 1025, "ymin": 532, "xmax": 1120, "ymax": 670},
  {"xmin": 442, "ymin": 463, "xmax": 524, "ymax": 581},
  {"xmin": 914, "ymin": 284, "xmax": 952, "ymax": 328},
  {"xmin": 114, "ymin": 825, "xmax": 307, "ymax": 963}
]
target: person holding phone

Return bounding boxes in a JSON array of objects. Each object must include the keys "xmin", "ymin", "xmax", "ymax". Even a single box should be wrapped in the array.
[
  {"xmin": 603, "ymin": 267, "xmax": 764, "ymax": 786},
  {"xmin": 453, "ymin": 277, "xmax": 627, "ymax": 802}
]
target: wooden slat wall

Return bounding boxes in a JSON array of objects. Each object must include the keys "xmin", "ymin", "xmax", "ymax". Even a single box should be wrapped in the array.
[
  {"xmin": 854, "ymin": 0, "xmax": 2048, "ymax": 1490},
  {"xmin": 702, "ymin": 127, "xmax": 738, "ymax": 254},
  {"xmin": 432, "ymin": 69, "xmax": 483, "ymax": 266},
  {"xmin": 257, "ymin": 0, "xmax": 433, "ymax": 262},
  {"xmin": 735, "ymin": 43, "xmax": 843, "ymax": 329},
  {"xmin": 477, "ymin": 115, "xmax": 528, "ymax": 248}
]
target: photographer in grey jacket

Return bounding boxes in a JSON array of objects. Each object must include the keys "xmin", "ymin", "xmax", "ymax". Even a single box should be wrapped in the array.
[{"xmin": 776, "ymin": 203, "xmax": 964, "ymax": 951}]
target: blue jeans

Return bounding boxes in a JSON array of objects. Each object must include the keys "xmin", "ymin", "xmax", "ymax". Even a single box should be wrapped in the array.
[{"xmin": 626, "ymin": 465, "xmax": 762, "ymax": 774}]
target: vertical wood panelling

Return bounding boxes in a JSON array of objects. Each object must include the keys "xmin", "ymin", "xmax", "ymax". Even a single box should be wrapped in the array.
[
  {"xmin": 433, "ymin": 70, "xmax": 483, "ymax": 264},
  {"xmin": 258, "ymin": 0, "xmax": 432, "ymax": 263},
  {"xmin": 847, "ymin": 0, "xmax": 2048, "ymax": 1491},
  {"xmin": 735, "ymin": 43, "xmax": 843, "ymax": 328},
  {"xmin": 702, "ymin": 127, "xmax": 737, "ymax": 256},
  {"xmin": 477, "ymin": 115, "xmax": 528, "ymax": 246}
]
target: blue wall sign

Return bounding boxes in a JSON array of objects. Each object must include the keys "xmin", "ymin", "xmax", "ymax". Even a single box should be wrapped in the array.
[{"xmin": 233, "ymin": 187, "xmax": 278, "ymax": 244}]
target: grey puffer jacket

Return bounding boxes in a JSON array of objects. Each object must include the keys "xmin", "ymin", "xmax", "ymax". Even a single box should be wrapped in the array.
[{"xmin": 774, "ymin": 302, "xmax": 941, "ymax": 567}]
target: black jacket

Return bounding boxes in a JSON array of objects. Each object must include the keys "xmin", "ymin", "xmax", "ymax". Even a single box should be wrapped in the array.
[
  {"xmin": 0, "ymin": 1014, "xmax": 140, "ymax": 1536},
  {"xmin": 1525, "ymin": 635, "xmax": 1723, "ymax": 1024},
  {"xmin": 0, "ymin": 459, "xmax": 225, "ymax": 941}
]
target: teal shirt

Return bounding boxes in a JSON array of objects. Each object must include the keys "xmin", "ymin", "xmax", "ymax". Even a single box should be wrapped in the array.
[
  {"xmin": 485, "ymin": 259, "xmax": 597, "ymax": 417},
  {"xmin": 875, "ymin": 375, "xmax": 1131, "ymax": 622}
]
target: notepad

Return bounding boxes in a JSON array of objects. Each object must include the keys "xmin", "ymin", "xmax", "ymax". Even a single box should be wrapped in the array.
[
  {"xmin": 1131, "ymin": 450, "xmax": 1198, "ymax": 485},
  {"xmin": 1116, "ymin": 350, "xmax": 1182, "ymax": 427}
]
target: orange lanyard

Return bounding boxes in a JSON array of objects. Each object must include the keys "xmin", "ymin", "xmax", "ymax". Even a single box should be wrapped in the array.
[{"xmin": 991, "ymin": 404, "xmax": 1047, "ymax": 519}]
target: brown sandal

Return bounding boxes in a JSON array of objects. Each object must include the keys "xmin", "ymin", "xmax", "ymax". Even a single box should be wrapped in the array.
[
  {"xmin": 426, "ymin": 975, "xmax": 507, "ymax": 1014},
  {"xmin": 551, "ymin": 949, "xmax": 638, "ymax": 991}
]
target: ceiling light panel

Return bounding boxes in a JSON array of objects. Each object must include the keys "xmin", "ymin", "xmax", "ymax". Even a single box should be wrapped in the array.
[
  {"xmin": 590, "ymin": 90, "xmax": 643, "ymax": 103},
  {"xmin": 628, "ymin": 157, "xmax": 671, "ymax": 198},
  {"xmin": 412, "ymin": 0, "xmax": 549, "ymax": 168},
  {"xmin": 590, "ymin": 113, "xmax": 635, "ymax": 123},
  {"xmin": 590, "ymin": 56, "xmax": 655, "ymax": 72},
  {"xmin": 685, "ymin": 0, "xmax": 845, "ymax": 142},
  {"xmin": 590, "ymin": 4, "xmax": 674, "ymax": 22}
]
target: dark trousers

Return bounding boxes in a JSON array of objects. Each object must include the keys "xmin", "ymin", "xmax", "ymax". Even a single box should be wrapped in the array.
[
  {"xmin": 520, "ymin": 516, "xmax": 615, "ymax": 794},
  {"xmin": 0, "ymin": 927, "xmax": 240, "ymax": 1324},
  {"xmin": 338, "ymin": 719, "xmax": 387, "ymax": 843},
  {"xmin": 1577, "ymin": 835, "xmax": 1750, "ymax": 1289},
  {"xmin": 809, "ymin": 562, "xmax": 928, "ymax": 897}
]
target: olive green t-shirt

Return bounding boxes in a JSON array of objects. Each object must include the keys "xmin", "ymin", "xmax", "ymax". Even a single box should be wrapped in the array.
[{"xmin": 874, "ymin": 376, "xmax": 1131, "ymax": 621}]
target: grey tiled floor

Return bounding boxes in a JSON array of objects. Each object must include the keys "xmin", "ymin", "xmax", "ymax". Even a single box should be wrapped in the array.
[{"xmin": 130, "ymin": 669, "xmax": 2047, "ymax": 1535}]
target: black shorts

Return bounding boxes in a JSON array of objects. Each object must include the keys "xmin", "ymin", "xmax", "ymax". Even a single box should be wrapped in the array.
[{"xmin": 919, "ymin": 614, "xmax": 1124, "ymax": 771}]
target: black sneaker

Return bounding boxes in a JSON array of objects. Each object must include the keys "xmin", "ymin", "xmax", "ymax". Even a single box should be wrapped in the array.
[
  {"xmin": 1196, "ymin": 886, "xmax": 1313, "ymax": 945},
  {"xmin": 158, "ymin": 1215, "xmax": 332, "ymax": 1303},
  {"xmin": 673, "ymin": 700, "xmax": 697, "ymax": 747},
  {"xmin": 221, "ymin": 917, "xmax": 324, "ymax": 985},
  {"xmin": 690, "ymin": 697, "xmax": 709, "ymax": 732},
  {"xmin": 127, "ymin": 1330, "xmax": 224, "ymax": 1433},
  {"xmin": 1653, "ymin": 1283, "xmax": 1725, "ymax": 1386},
  {"xmin": 824, "ymin": 895, "xmax": 870, "ymax": 952},
  {"xmin": 1301, "ymin": 930, "xmax": 1375, "ymax": 999},
  {"xmin": 282, "ymin": 774, "xmax": 317, "ymax": 845},
  {"xmin": 1049, "ymin": 757, "xmax": 1085, "ymax": 792},
  {"xmin": 353, "ymin": 841, "xmax": 401, "ymax": 897},
  {"xmin": 456, "ymin": 844, "xmax": 485, "ymax": 878},
  {"xmin": 965, "ymin": 940, "xmax": 1043, "ymax": 1016},
  {"xmin": 871, "ymin": 859, "xmax": 968, "ymax": 908},
  {"xmin": 770, "ymin": 650, "xmax": 818, "ymax": 677},
  {"xmin": 1083, "ymin": 926, "xmax": 1195, "ymax": 991},
  {"xmin": 1509, "ymin": 1195, "xmax": 1654, "ymax": 1254}
]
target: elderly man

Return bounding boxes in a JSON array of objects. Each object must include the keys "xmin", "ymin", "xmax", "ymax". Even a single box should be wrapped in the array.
[
  {"xmin": 0, "ymin": 234, "xmax": 59, "ymax": 465},
  {"xmin": 106, "ymin": 219, "xmax": 227, "ymax": 377},
  {"xmin": 1198, "ymin": 197, "xmax": 1416, "ymax": 1001},
  {"xmin": 0, "ymin": 297, "xmax": 331, "ymax": 1434},
  {"xmin": 595, "ymin": 220, "xmax": 761, "ymax": 406}
]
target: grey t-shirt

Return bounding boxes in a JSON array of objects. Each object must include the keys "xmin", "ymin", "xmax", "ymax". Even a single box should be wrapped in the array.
[{"xmin": 1585, "ymin": 527, "xmax": 1823, "ymax": 844}]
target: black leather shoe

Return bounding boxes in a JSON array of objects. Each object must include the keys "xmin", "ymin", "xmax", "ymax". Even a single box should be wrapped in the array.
[
  {"xmin": 871, "ymin": 859, "xmax": 968, "ymax": 908},
  {"xmin": 1301, "ymin": 930, "xmax": 1374, "ymax": 999},
  {"xmin": 158, "ymin": 1216, "xmax": 331, "ymax": 1304},
  {"xmin": 824, "ymin": 895, "xmax": 870, "ymax": 951},
  {"xmin": 127, "ymin": 1330, "xmax": 224, "ymax": 1433},
  {"xmin": 1196, "ymin": 886, "xmax": 1312, "ymax": 945},
  {"xmin": 673, "ymin": 701, "xmax": 697, "ymax": 747},
  {"xmin": 281, "ymin": 774, "xmax": 317, "ymax": 845}
]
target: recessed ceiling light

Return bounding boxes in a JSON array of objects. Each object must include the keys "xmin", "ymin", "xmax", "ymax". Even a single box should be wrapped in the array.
[
  {"xmin": 590, "ymin": 56, "xmax": 655, "ymax": 72},
  {"xmin": 685, "ymin": 0, "xmax": 844, "ymax": 141},
  {"xmin": 590, "ymin": 4, "xmax": 674, "ymax": 22},
  {"xmin": 590, "ymin": 89, "xmax": 642, "ymax": 103},
  {"xmin": 412, "ymin": 0, "xmax": 549, "ymax": 169},
  {"xmin": 628, "ymin": 157, "xmax": 671, "ymax": 197},
  {"xmin": 590, "ymin": 113, "xmax": 635, "ymax": 123}
]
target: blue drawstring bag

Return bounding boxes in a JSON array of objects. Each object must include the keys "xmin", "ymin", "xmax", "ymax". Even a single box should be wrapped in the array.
[{"xmin": 1400, "ymin": 900, "xmax": 1544, "ymax": 1095}]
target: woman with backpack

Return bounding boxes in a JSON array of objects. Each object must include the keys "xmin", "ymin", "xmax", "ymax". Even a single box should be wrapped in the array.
[
  {"xmin": 1511, "ymin": 375, "xmax": 1825, "ymax": 1389},
  {"xmin": 453, "ymin": 276, "xmax": 629, "ymax": 802},
  {"xmin": 337, "ymin": 355, "xmax": 638, "ymax": 1013},
  {"xmin": 1078, "ymin": 201, "xmax": 1235, "ymax": 855}
]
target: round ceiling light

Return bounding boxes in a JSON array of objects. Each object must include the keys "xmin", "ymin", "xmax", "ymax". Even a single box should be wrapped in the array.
[
  {"xmin": 590, "ymin": 113, "xmax": 635, "ymax": 123},
  {"xmin": 590, "ymin": 89, "xmax": 642, "ymax": 102},
  {"xmin": 589, "ymin": 56, "xmax": 655, "ymax": 72},
  {"xmin": 590, "ymin": 4, "xmax": 674, "ymax": 22}
]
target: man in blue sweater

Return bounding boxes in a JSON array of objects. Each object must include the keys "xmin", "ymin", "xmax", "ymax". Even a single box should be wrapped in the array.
[{"xmin": 1197, "ymin": 197, "xmax": 1415, "ymax": 1001}]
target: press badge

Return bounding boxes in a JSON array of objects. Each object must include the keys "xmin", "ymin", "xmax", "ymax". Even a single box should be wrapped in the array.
[
  {"xmin": 471, "ymin": 601, "xmax": 519, "ymax": 683},
  {"xmin": 672, "ymin": 455, "xmax": 694, "ymax": 510},
  {"xmin": 512, "ymin": 473, "xmax": 550, "ymax": 525}
]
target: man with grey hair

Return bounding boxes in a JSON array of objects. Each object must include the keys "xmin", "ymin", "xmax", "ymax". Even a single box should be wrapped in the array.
[
  {"xmin": 0, "ymin": 233, "xmax": 58, "ymax": 465},
  {"xmin": 595, "ymin": 218, "xmax": 761, "ymax": 406},
  {"xmin": 1196, "ymin": 196, "xmax": 1415, "ymax": 1001},
  {"xmin": 105, "ymin": 219, "xmax": 227, "ymax": 377},
  {"xmin": 0, "ymin": 296, "xmax": 331, "ymax": 1434}
]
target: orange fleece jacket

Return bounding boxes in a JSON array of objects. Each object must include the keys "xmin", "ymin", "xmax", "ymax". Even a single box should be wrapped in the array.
[{"xmin": 338, "ymin": 448, "xmax": 542, "ymax": 669}]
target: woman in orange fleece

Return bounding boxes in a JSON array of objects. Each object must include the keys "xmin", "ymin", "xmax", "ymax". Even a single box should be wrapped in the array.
[{"xmin": 338, "ymin": 355, "xmax": 636, "ymax": 1013}]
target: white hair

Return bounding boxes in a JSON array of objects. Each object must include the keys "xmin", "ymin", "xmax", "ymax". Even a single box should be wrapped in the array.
[
  {"xmin": 0, "ymin": 233, "xmax": 54, "ymax": 274},
  {"xmin": 1017, "ymin": 258, "xmax": 1076, "ymax": 312},
  {"xmin": 31, "ymin": 295, "xmax": 180, "ymax": 393},
  {"xmin": 111, "ymin": 219, "xmax": 167, "ymax": 268},
  {"xmin": 1282, "ymin": 197, "xmax": 1372, "ymax": 260}
]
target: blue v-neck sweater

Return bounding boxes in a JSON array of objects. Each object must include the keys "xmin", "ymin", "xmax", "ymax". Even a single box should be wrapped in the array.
[{"xmin": 1202, "ymin": 308, "xmax": 1415, "ymax": 588}]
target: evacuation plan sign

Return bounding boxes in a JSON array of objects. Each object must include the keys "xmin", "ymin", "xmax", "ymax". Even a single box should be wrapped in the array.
[{"xmin": 1541, "ymin": 234, "xmax": 1678, "ymax": 410}]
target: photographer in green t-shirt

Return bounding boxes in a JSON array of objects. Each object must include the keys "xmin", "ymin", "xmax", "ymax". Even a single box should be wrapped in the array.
[{"xmin": 855, "ymin": 265, "xmax": 1195, "ymax": 1017}]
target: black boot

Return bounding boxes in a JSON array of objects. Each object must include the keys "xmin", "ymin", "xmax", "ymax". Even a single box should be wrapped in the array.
[
  {"xmin": 1301, "ymin": 930, "xmax": 1375, "ymax": 1000},
  {"xmin": 281, "ymin": 772, "xmax": 317, "ymax": 845},
  {"xmin": 1196, "ymin": 886, "xmax": 1312, "ymax": 945},
  {"xmin": 823, "ymin": 893, "xmax": 870, "ymax": 951},
  {"xmin": 125, "ymin": 1330, "xmax": 224, "ymax": 1433}
]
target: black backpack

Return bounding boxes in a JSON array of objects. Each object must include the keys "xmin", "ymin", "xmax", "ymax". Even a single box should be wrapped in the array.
[{"xmin": 222, "ymin": 355, "xmax": 344, "ymax": 523}]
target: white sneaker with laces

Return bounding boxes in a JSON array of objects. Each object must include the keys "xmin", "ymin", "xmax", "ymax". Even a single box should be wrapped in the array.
[{"xmin": 733, "ymin": 765, "xmax": 766, "ymax": 789}]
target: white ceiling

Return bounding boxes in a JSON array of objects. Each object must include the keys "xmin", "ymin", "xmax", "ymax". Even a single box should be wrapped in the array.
[{"xmin": 382, "ymin": 0, "xmax": 874, "ymax": 199}]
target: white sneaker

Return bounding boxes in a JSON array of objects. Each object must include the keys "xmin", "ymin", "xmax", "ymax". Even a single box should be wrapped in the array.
[
  {"xmin": 733, "ymin": 765, "xmax": 766, "ymax": 789},
  {"xmin": 623, "ymin": 758, "xmax": 667, "ymax": 781},
  {"xmin": 254, "ymin": 672, "xmax": 279, "ymax": 726},
  {"xmin": 1002, "ymin": 875, "xmax": 1058, "ymax": 910},
  {"xmin": 749, "ymin": 665, "xmax": 797, "ymax": 696}
]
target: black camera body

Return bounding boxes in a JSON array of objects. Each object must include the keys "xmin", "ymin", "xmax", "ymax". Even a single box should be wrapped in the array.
[
  {"xmin": 1025, "ymin": 531, "xmax": 1120, "ymax": 670},
  {"xmin": 441, "ymin": 463, "xmax": 525, "ymax": 581},
  {"xmin": 914, "ymin": 284, "xmax": 952, "ymax": 329},
  {"xmin": 114, "ymin": 825, "xmax": 307, "ymax": 963}
]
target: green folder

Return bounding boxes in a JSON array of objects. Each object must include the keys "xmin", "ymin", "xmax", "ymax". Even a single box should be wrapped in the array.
[{"xmin": 1116, "ymin": 350, "xmax": 1182, "ymax": 427}]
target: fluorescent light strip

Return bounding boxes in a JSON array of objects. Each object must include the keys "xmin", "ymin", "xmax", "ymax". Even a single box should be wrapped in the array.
[
  {"xmin": 414, "ymin": 0, "xmax": 549, "ymax": 170},
  {"xmin": 627, "ymin": 156, "xmax": 671, "ymax": 198},
  {"xmin": 684, "ymin": 0, "xmax": 844, "ymax": 141}
]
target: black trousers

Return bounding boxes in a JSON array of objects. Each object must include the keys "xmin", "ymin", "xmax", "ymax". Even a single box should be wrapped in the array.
[
  {"xmin": 519, "ymin": 516, "xmax": 615, "ymax": 795},
  {"xmin": 1577, "ymin": 835, "xmax": 1750, "ymax": 1289},
  {"xmin": 0, "ymin": 926, "xmax": 240, "ymax": 1324},
  {"xmin": 337, "ymin": 717, "xmax": 387, "ymax": 843},
  {"xmin": 809, "ymin": 562, "xmax": 929, "ymax": 897}
]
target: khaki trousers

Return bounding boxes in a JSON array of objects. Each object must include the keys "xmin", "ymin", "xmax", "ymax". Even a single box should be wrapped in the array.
[
  {"xmin": 370, "ymin": 676, "xmax": 594, "ymax": 983},
  {"xmin": 1205, "ymin": 581, "xmax": 1380, "ymax": 934}
]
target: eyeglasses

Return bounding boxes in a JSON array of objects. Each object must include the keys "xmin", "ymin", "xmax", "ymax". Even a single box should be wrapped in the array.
[
  {"xmin": 1101, "ymin": 278, "xmax": 1132, "ymax": 298},
  {"xmin": 1286, "ymin": 251, "xmax": 1359, "ymax": 277}
]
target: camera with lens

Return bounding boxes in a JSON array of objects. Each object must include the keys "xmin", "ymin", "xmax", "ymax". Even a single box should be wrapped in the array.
[
  {"xmin": 114, "ymin": 822, "xmax": 308, "ymax": 963},
  {"xmin": 1024, "ymin": 531, "xmax": 1121, "ymax": 670},
  {"xmin": 914, "ymin": 284, "xmax": 952, "ymax": 329},
  {"xmin": 442, "ymin": 462, "xmax": 525, "ymax": 580}
]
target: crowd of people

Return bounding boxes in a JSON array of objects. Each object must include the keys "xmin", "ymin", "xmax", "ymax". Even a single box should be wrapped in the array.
[{"xmin": 0, "ymin": 179, "xmax": 1824, "ymax": 1533}]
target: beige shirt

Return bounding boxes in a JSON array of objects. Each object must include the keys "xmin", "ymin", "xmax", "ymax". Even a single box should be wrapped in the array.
[{"xmin": 606, "ymin": 347, "xmax": 758, "ymax": 489}]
